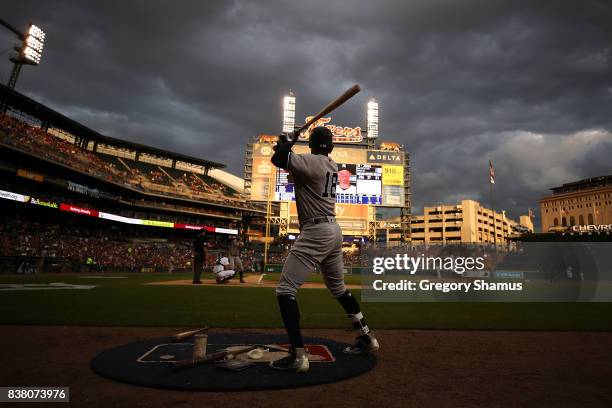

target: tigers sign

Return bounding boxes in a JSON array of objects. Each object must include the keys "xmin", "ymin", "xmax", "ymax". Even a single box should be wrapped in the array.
[{"xmin": 299, "ymin": 117, "xmax": 363, "ymax": 143}]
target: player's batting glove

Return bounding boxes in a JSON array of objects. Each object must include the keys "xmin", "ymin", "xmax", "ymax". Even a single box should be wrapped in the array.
[
  {"xmin": 277, "ymin": 130, "xmax": 300, "ymax": 145},
  {"xmin": 271, "ymin": 136, "xmax": 292, "ymax": 169},
  {"xmin": 273, "ymin": 134, "xmax": 291, "ymax": 152},
  {"xmin": 287, "ymin": 130, "xmax": 300, "ymax": 142},
  {"xmin": 277, "ymin": 133, "xmax": 290, "ymax": 145}
]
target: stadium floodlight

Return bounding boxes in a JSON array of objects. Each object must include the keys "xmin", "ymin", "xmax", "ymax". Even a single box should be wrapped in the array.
[
  {"xmin": 28, "ymin": 24, "xmax": 45, "ymax": 39},
  {"xmin": 0, "ymin": 18, "xmax": 47, "ymax": 90},
  {"xmin": 282, "ymin": 91, "xmax": 296, "ymax": 133},
  {"xmin": 367, "ymin": 97, "xmax": 379, "ymax": 139},
  {"xmin": 21, "ymin": 23, "xmax": 45, "ymax": 65}
]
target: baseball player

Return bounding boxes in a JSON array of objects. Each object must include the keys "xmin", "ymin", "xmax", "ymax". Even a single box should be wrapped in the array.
[
  {"xmin": 228, "ymin": 235, "xmax": 245, "ymax": 283},
  {"xmin": 268, "ymin": 126, "xmax": 379, "ymax": 373},
  {"xmin": 212, "ymin": 256, "xmax": 236, "ymax": 284}
]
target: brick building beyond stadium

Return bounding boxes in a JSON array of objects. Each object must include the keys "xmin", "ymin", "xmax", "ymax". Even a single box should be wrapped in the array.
[{"xmin": 539, "ymin": 175, "xmax": 612, "ymax": 232}]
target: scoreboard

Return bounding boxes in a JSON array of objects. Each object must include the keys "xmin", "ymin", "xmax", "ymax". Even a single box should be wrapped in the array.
[
  {"xmin": 250, "ymin": 139, "xmax": 405, "ymax": 208},
  {"xmin": 275, "ymin": 163, "xmax": 384, "ymax": 205}
]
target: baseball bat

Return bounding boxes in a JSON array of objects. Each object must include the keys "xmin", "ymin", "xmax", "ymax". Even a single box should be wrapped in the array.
[
  {"xmin": 265, "ymin": 344, "xmax": 290, "ymax": 353},
  {"xmin": 289, "ymin": 84, "xmax": 361, "ymax": 146},
  {"xmin": 173, "ymin": 345, "xmax": 258, "ymax": 369},
  {"xmin": 172, "ymin": 326, "xmax": 208, "ymax": 343}
]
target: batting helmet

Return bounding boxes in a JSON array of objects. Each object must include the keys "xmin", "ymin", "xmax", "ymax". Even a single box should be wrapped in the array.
[{"xmin": 309, "ymin": 126, "xmax": 334, "ymax": 153}]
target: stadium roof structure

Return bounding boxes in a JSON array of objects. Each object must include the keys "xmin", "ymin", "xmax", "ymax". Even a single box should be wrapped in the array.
[
  {"xmin": 550, "ymin": 175, "xmax": 612, "ymax": 195},
  {"xmin": 0, "ymin": 84, "xmax": 225, "ymax": 170}
]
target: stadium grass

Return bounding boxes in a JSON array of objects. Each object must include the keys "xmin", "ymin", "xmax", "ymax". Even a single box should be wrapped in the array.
[{"xmin": 0, "ymin": 273, "xmax": 611, "ymax": 331}]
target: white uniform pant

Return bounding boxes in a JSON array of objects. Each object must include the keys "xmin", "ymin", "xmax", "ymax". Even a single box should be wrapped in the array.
[
  {"xmin": 276, "ymin": 222, "xmax": 346, "ymax": 298},
  {"xmin": 215, "ymin": 269, "xmax": 235, "ymax": 280}
]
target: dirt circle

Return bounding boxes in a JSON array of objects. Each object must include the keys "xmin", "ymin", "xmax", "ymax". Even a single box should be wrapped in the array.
[{"xmin": 1, "ymin": 326, "xmax": 611, "ymax": 407}]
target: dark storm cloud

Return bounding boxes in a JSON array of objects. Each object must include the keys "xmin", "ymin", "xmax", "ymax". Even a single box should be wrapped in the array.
[{"xmin": 1, "ymin": 0, "xmax": 611, "ymax": 229}]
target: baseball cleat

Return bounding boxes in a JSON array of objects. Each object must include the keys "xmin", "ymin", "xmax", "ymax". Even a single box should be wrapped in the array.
[
  {"xmin": 269, "ymin": 349, "xmax": 309, "ymax": 372},
  {"xmin": 343, "ymin": 334, "xmax": 380, "ymax": 355}
]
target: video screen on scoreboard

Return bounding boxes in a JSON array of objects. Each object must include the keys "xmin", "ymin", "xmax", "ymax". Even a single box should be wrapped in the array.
[{"xmin": 275, "ymin": 163, "xmax": 383, "ymax": 205}]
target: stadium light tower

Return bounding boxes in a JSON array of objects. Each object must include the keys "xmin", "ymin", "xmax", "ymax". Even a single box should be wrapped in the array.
[
  {"xmin": 0, "ymin": 18, "xmax": 46, "ymax": 89},
  {"xmin": 367, "ymin": 97, "xmax": 379, "ymax": 139},
  {"xmin": 282, "ymin": 90, "xmax": 296, "ymax": 133}
]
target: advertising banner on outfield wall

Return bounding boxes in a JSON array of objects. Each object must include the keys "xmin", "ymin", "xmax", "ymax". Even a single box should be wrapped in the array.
[
  {"xmin": 99, "ymin": 212, "xmax": 142, "ymax": 225},
  {"xmin": 291, "ymin": 144, "xmax": 368, "ymax": 165},
  {"xmin": 29, "ymin": 198, "xmax": 59, "ymax": 209},
  {"xmin": 0, "ymin": 188, "xmax": 237, "ymax": 235},
  {"xmin": 0, "ymin": 189, "xmax": 28, "ymax": 202},
  {"xmin": 59, "ymin": 203, "xmax": 99, "ymax": 217},
  {"xmin": 287, "ymin": 202, "xmax": 370, "ymax": 236},
  {"xmin": 360, "ymin": 243, "xmax": 612, "ymax": 302}
]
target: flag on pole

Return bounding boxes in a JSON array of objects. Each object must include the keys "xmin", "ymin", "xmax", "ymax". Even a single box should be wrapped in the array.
[
  {"xmin": 529, "ymin": 208, "xmax": 535, "ymax": 219},
  {"xmin": 489, "ymin": 160, "xmax": 495, "ymax": 184}
]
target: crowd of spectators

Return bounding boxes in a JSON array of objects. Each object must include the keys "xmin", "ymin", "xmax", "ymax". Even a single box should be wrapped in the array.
[
  {"xmin": 148, "ymin": 169, "xmax": 171, "ymax": 184},
  {"xmin": 0, "ymin": 209, "xmax": 517, "ymax": 274},
  {"xmin": 180, "ymin": 172, "xmax": 209, "ymax": 193},
  {"xmin": 247, "ymin": 238, "xmax": 366, "ymax": 267},
  {"xmin": 0, "ymin": 209, "xmax": 365, "ymax": 273},
  {"xmin": 0, "ymin": 215, "xmax": 185, "ymax": 270},
  {"xmin": 0, "ymin": 214, "xmax": 246, "ymax": 272},
  {"xmin": 0, "ymin": 112, "xmax": 262, "ymax": 213},
  {"xmin": 0, "ymin": 113, "xmax": 132, "ymax": 185}
]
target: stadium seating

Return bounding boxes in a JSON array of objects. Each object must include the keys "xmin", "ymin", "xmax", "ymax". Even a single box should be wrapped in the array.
[
  {"xmin": 0, "ymin": 112, "xmax": 250, "ymax": 209},
  {"xmin": 0, "ymin": 212, "xmax": 196, "ymax": 272}
]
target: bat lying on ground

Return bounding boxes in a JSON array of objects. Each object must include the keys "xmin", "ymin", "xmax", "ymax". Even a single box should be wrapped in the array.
[
  {"xmin": 172, "ymin": 326, "xmax": 208, "ymax": 343},
  {"xmin": 264, "ymin": 344, "xmax": 289, "ymax": 353},
  {"xmin": 173, "ymin": 345, "xmax": 258, "ymax": 369},
  {"xmin": 287, "ymin": 84, "xmax": 361, "ymax": 147}
]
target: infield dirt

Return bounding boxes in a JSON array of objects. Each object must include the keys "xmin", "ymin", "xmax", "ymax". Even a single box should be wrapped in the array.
[
  {"xmin": 146, "ymin": 274, "xmax": 361, "ymax": 290},
  {"xmin": 1, "ymin": 326, "xmax": 611, "ymax": 407}
]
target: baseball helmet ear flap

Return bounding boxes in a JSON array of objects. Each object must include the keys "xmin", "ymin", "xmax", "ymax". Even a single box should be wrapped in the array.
[{"xmin": 309, "ymin": 126, "xmax": 334, "ymax": 153}]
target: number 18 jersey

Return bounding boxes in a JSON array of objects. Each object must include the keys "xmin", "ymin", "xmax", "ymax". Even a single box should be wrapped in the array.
[{"xmin": 288, "ymin": 152, "xmax": 338, "ymax": 223}]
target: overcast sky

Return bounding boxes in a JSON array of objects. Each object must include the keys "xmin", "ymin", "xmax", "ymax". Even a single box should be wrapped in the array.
[{"xmin": 1, "ymin": 0, "xmax": 611, "ymax": 228}]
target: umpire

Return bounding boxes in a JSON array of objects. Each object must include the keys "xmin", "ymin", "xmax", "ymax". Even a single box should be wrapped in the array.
[{"xmin": 192, "ymin": 229, "xmax": 209, "ymax": 284}]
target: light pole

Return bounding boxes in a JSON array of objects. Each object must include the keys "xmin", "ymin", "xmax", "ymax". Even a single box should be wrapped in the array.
[
  {"xmin": 0, "ymin": 18, "xmax": 46, "ymax": 89},
  {"xmin": 282, "ymin": 91, "xmax": 296, "ymax": 133},
  {"xmin": 367, "ymin": 97, "xmax": 379, "ymax": 139}
]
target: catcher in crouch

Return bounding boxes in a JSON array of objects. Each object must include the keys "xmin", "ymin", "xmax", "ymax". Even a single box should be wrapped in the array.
[
  {"xmin": 212, "ymin": 257, "xmax": 236, "ymax": 284},
  {"xmin": 269, "ymin": 126, "xmax": 379, "ymax": 373}
]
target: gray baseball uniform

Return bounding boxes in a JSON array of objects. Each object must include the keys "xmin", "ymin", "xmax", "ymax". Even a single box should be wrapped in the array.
[
  {"xmin": 276, "ymin": 152, "xmax": 347, "ymax": 298},
  {"xmin": 228, "ymin": 240, "xmax": 243, "ymax": 271}
]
